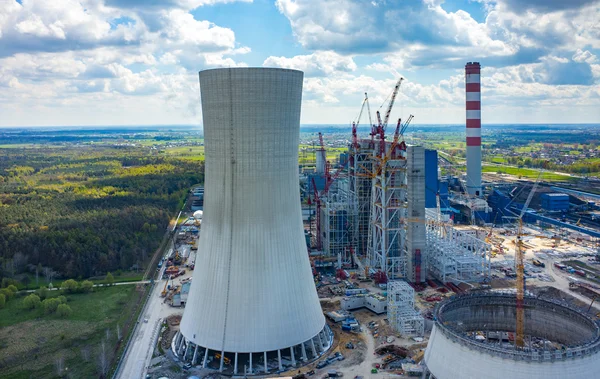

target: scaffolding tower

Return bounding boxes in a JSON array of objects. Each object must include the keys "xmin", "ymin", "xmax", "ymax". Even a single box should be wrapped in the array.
[
  {"xmin": 387, "ymin": 281, "xmax": 424, "ymax": 337},
  {"xmin": 426, "ymin": 221, "xmax": 491, "ymax": 283},
  {"xmin": 367, "ymin": 143, "xmax": 408, "ymax": 280},
  {"xmin": 349, "ymin": 141, "xmax": 375, "ymax": 257},
  {"xmin": 321, "ymin": 179, "xmax": 357, "ymax": 265}
]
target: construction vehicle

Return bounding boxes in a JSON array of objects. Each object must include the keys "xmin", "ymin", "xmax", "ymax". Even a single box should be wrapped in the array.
[
  {"xmin": 215, "ymin": 353, "xmax": 231, "ymax": 365},
  {"xmin": 161, "ymin": 277, "xmax": 169, "ymax": 297},
  {"xmin": 531, "ymin": 259, "xmax": 545, "ymax": 268}
]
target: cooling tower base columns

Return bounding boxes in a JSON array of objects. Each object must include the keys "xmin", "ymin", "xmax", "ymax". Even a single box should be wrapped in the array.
[{"xmin": 172, "ymin": 325, "xmax": 333, "ymax": 375}]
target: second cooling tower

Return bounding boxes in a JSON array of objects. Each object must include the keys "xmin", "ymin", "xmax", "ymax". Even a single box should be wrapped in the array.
[{"xmin": 175, "ymin": 68, "xmax": 330, "ymax": 375}]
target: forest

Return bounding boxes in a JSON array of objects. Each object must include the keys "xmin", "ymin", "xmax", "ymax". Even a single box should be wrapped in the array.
[{"xmin": 0, "ymin": 145, "xmax": 203, "ymax": 284}]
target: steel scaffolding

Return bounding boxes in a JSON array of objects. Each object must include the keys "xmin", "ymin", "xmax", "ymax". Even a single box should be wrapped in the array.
[
  {"xmin": 321, "ymin": 180, "xmax": 357, "ymax": 265},
  {"xmin": 367, "ymin": 146, "xmax": 408, "ymax": 280},
  {"xmin": 426, "ymin": 221, "xmax": 491, "ymax": 283},
  {"xmin": 387, "ymin": 281, "xmax": 424, "ymax": 336},
  {"xmin": 349, "ymin": 141, "xmax": 375, "ymax": 257}
]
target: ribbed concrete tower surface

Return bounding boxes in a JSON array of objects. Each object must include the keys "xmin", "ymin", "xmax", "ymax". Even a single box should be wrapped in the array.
[
  {"xmin": 465, "ymin": 62, "xmax": 482, "ymax": 197},
  {"xmin": 176, "ymin": 68, "xmax": 329, "ymax": 375}
]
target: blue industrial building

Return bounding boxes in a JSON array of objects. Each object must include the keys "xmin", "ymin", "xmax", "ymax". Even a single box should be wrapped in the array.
[
  {"xmin": 338, "ymin": 152, "xmax": 349, "ymax": 169},
  {"xmin": 487, "ymin": 189, "xmax": 513, "ymax": 223},
  {"xmin": 425, "ymin": 149, "xmax": 438, "ymax": 208},
  {"xmin": 540, "ymin": 193, "xmax": 569, "ymax": 211},
  {"xmin": 307, "ymin": 173, "xmax": 326, "ymax": 194}
]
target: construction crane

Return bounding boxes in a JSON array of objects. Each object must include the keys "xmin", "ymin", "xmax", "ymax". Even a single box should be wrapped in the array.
[
  {"xmin": 515, "ymin": 173, "xmax": 542, "ymax": 348},
  {"xmin": 381, "ymin": 77, "xmax": 404, "ymax": 130}
]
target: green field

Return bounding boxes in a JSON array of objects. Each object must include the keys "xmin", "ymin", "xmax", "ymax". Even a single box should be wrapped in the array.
[
  {"xmin": 0, "ymin": 285, "xmax": 142, "ymax": 379},
  {"xmin": 482, "ymin": 165, "xmax": 574, "ymax": 182}
]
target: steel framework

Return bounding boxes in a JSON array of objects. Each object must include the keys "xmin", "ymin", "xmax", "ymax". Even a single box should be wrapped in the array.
[
  {"xmin": 367, "ymin": 146, "xmax": 408, "ymax": 280},
  {"xmin": 321, "ymin": 179, "xmax": 357, "ymax": 266},
  {"xmin": 387, "ymin": 281, "xmax": 424, "ymax": 336},
  {"xmin": 349, "ymin": 141, "xmax": 375, "ymax": 257},
  {"xmin": 426, "ymin": 221, "xmax": 491, "ymax": 283}
]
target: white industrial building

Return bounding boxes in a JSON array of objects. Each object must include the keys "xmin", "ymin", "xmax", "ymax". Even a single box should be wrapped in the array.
[
  {"xmin": 175, "ymin": 68, "xmax": 330, "ymax": 375},
  {"xmin": 341, "ymin": 294, "xmax": 387, "ymax": 314}
]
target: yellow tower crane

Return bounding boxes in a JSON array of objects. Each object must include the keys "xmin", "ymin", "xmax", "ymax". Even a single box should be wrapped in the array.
[{"xmin": 515, "ymin": 173, "xmax": 542, "ymax": 348}]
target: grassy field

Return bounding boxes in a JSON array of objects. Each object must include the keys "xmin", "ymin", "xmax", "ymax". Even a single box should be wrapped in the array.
[
  {"xmin": 482, "ymin": 165, "xmax": 574, "ymax": 182},
  {"xmin": 0, "ymin": 285, "xmax": 143, "ymax": 379}
]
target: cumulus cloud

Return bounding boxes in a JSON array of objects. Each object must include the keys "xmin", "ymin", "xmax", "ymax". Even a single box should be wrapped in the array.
[{"xmin": 263, "ymin": 51, "xmax": 357, "ymax": 76}]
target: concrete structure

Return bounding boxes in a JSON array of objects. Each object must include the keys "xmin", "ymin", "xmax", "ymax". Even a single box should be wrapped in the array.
[
  {"xmin": 387, "ymin": 281, "xmax": 424, "ymax": 337},
  {"xmin": 406, "ymin": 146, "xmax": 426, "ymax": 283},
  {"xmin": 424, "ymin": 293, "xmax": 600, "ymax": 379},
  {"xmin": 177, "ymin": 68, "xmax": 330, "ymax": 374},
  {"xmin": 465, "ymin": 62, "xmax": 482, "ymax": 197},
  {"xmin": 341, "ymin": 294, "xmax": 387, "ymax": 314},
  {"xmin": 316, "ymin": 145, "xmax": 326, "ymax": 174}
]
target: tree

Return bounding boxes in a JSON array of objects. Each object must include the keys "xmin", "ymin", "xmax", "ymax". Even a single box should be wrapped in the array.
[
  {"xmin": 21, "ymin": 275, "xmax": 30, "ymax": 290},
  {"xmin": 0, "ymin": 288, "xmax": 13, "ymax": 300},
  {"xmin": 0, "ymin": 293, "xmax": 5, "ymax": 309},
  {"xmin": 23, "ymin": 294, "xmax": 41, "ymax": 309},
  {"xmin": 61, "ymin": 279, "xmax": 79, "ymax": 293},
  {"xmin": 43, "ymin": 298, "xmax": 60, "ymax": 314},
  {"xmin": 58, "ymin": 295, "xmax": 67, "ymax": 304},
  {"xmin": 57, "ymin": 304, "xmax": 72, "ymax": 318},
  {"xmin": 6, "ymin": 285, "xmax": 17, "ymax": 294},
  {"xmin": 36, "ymin": 286, "xmax": 49, "ymax": 299},
  {"xmin": 105, "ymin": 272, "xmax": 114, "ymax": 286},
  {"xmin": 81, "ymin": 280, "xmax": 94, "ymax": 293}
]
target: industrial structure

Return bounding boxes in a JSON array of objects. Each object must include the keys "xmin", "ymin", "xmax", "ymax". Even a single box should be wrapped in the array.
[
  {"xmin": 176, "ymin": 68, "xmax": 330, "ymax": 375},
  {"xmin": 465, "ymin": 62, "xmax": 482, "ymax": 197},
  {"xmin": 424, "ymin": 293, "xmax": 600, "ymax": 378},
  {"xmin": 306, "ymin": 70, "xmax": 492, "ymax": 285},
  {"xmin": 387, "ymin": 281, "xmax": 424, "ymax": 336}
]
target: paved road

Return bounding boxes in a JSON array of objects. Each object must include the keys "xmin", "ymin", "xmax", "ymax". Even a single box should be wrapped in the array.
[{"xmin": 117, "ymin": 256, "xmax": 194, "ymax": 378}]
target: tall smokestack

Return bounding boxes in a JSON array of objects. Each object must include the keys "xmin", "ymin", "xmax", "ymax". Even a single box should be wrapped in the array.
[{"xmin": 465, "ymin": 62, "xmax": 482, "ymax": 197}]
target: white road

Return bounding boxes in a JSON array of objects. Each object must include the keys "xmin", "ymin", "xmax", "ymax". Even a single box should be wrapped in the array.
[
  {"xmin": 116, "ymin": 265, "xmax": 185, "ymax": 379},
  {"xmin": 338, "ymin": 327, "xmax": 376, "ymax": 378}
]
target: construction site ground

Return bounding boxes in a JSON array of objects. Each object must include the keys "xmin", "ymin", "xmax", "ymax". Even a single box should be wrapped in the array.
[{"xmin": 143, "ymin": 220, "xmax": 600, "ymax": 378}]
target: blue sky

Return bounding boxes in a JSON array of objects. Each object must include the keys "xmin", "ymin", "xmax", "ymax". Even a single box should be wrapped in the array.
[{"xmin": 0, "ymin": 0, "xmax": 599, "ymax": 126}]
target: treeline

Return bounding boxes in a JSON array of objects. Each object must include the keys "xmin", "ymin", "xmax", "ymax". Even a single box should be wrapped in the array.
[
  {"xmin": 503, "ymin": 156, "xmax": 600, "ymax": 175},
  {"xmin": 0, "ymin": 147, "xmax": 203, "ymax": 282}
]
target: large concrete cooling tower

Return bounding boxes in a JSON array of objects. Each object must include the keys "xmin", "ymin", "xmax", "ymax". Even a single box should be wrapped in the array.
[
  {"xmin": 423, "ymin": 293, "xmax": 600, "ymax": 379},
  {"xmin": 174, "ymin": 68, "xmax": 330, "ymax": 375}
]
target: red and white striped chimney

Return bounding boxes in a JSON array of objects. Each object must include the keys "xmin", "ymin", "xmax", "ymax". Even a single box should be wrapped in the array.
[{"xmin": 465, "ymin": 62, "xmax": 482, "ymax": 197}]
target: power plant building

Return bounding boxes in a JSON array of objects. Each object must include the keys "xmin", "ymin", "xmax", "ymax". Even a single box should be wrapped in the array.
[{"xmin": 175, "ymin": 68, "xmax": 330, "ymax": 375}]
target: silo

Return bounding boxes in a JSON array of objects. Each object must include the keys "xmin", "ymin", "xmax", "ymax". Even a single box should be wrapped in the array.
[{"xmin": 175, "ymin": 68, "xmax": 329, "ymax": 375}]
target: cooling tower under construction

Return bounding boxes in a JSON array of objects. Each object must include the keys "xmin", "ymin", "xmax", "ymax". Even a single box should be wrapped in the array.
[
  {"xmin": 424, "ymin": 293, "xmax": 600, "ymax": 379},
  {"xmin": 174, "ymin": 68, "xmax": 330, "ymax": 375}
]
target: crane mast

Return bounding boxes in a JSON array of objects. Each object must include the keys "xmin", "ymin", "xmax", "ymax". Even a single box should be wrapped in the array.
[
  {"xmin": 515, "ymin": 173, "xmax": 542, "ymax": 348},
  {"xmin": 382, "ymin": 77, "xmax": 404, "ymax": 130}
]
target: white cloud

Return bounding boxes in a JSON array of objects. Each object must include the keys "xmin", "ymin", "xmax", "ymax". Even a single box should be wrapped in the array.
[{"xmin": 263, "ymin": 51, "xmax": 357, "ymax": 76}]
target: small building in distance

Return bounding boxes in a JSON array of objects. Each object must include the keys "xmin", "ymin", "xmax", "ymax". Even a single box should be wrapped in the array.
[
  {"xmin": 541, "ymin": 193, "xmax": 569, "ymax": 211},
  {"xmin": 341, "ymin": 294, "xmax": 387, "ymax": 314}
]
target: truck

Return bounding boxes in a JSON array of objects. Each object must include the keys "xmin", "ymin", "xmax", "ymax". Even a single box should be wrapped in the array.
[
  {"xmin": 575, "ymin": 269, "xmax": 587, "ymax": 277},
  {"xmin": 532, "ymin": 259, "xmax": 545, "ymax": 268}
]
